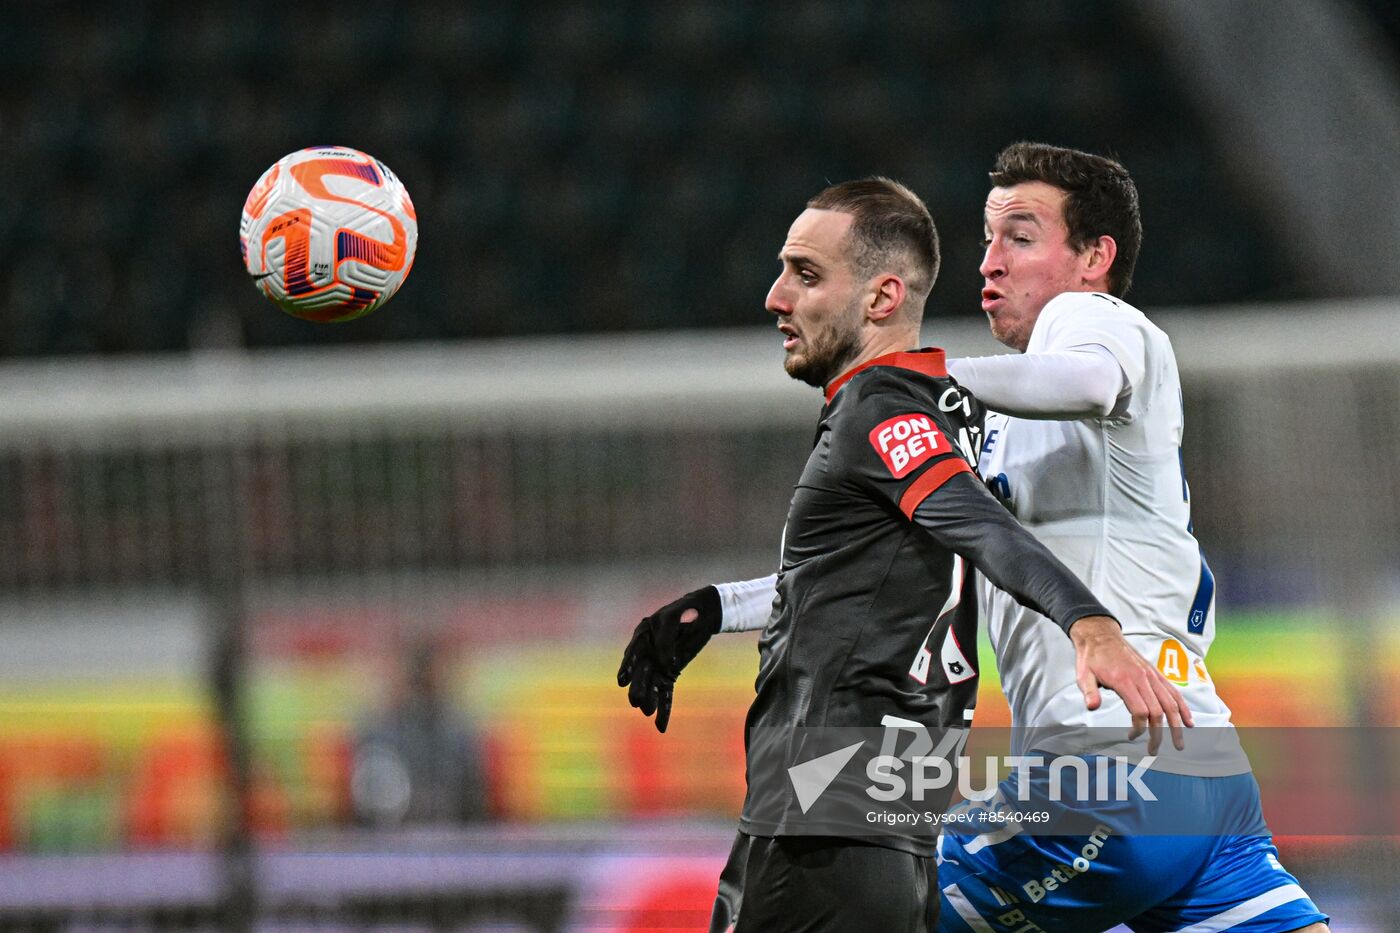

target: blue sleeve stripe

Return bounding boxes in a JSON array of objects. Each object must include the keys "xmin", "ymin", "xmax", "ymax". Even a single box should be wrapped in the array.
[{"xmin": 1187, "ymin": 552, "xmax": 1214, "ymax": 634}]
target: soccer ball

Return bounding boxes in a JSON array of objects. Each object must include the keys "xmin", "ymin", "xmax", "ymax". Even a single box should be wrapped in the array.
[{"xmin": 240, "ymin": 147, "xmax": 418, "ymax": 323}]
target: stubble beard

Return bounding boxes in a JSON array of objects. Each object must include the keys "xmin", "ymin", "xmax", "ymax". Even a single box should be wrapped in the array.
[
  {"xmin": 987, "ymin": 314, "xmax": 1015, "ymax": 351},
  {"xmin": 784, "ymin": 313, "xmax": 863, "ymax": 389},
  {"xmin": 988, "ymin": 310, "xmax": 1032, "ymax": 353}
]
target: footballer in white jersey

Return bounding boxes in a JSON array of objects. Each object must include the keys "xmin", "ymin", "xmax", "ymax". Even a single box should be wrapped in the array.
[
  {"xmin": 935, "ymin": 143, "xmax": 1325, "ymax": 933},
  {"xmin": 936, "ymin": 287, "xmax": 1322, "ymax": 932},
  {"xmin": 970, "ymin": 290, "xmax": 1245, "ymax": 773}
]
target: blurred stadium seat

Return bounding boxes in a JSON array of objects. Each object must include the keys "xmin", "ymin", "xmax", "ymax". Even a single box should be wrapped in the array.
[{"xmin": 0, "ymin": 0, "xmax": 1312, "ymax": 356}]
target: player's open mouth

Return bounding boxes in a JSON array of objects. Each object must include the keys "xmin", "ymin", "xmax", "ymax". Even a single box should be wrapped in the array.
[
  {"xmin": 981, "ymin": 288, "xmax": 1004, "ymax": 312},
  {"xmin": 778, "ymin": 325, "xmax": 800, "ymax": 350}
]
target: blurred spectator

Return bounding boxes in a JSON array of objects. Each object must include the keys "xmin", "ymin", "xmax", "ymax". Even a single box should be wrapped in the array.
[{"xmin": 350, "ymin": 638, "xmax": 490, "ymax": 826}]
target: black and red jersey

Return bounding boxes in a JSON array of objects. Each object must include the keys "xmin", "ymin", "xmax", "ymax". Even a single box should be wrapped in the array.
[{"xmin": 738, "ymin": 348, "xmax": 1111, "ymax": 852}]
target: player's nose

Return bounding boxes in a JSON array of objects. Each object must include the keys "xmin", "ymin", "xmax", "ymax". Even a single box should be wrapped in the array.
[
  {"xmin": 765, "ymin": 276, "xmax": 792, "ymax": 316},
  {"xmin": 979, "ymin": 243, "xmax": 1005, "ymax": 280}
]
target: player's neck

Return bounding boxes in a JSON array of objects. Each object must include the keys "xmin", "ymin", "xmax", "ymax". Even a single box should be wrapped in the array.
[
  {"xmin": 854, "ymin": 329, "xmax": 921, "ymax": 370},
  {"xmin": 823, "ymin": 334, "xmax": 924, "ymax": 393}
]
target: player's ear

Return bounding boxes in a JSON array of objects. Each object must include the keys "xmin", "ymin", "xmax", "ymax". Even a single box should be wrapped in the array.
[
  {"xmin": 867, "ymin": 274, "xmax": 906, "ymax": 322},
  {"xmin": 1081, "ymin": 235, "xmax": 1117, "ymax": 291}
]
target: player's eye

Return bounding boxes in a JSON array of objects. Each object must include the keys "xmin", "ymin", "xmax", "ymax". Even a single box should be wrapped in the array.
[
  {"xmin": 798, "ymin": 270, "xmax": 817, "ymax": 285},
  {"xmin": 978, "ymin": 236, "xmax": 991, "ymax": 248}
]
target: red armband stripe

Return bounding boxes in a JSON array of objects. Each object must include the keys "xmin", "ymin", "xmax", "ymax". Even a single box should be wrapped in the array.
[{"xmin": 899, "ymin": 458, "xmax": 973, "ymax": 519}]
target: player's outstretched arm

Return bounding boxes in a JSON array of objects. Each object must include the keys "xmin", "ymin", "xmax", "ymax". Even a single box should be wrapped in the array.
[
  {"xmin": 616, "ymin": 585, "xmax": 721, "ymax": 733},
  {"xmin": 912, "ymin": 472, "xmax": 1193, "ymax": 752},
  {"xmin": 949, "ymin": 346, "xmax": 1126, "ymax": 419}
]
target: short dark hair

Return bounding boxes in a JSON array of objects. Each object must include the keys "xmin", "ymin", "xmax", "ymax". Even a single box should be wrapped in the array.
[
  {"xmin": 807, "ymin": 177, "xmax": 940, "ymax": 308},
  {"xmin": 989, "ymin": 142, "xmax": 1142, "ymax": 298}
]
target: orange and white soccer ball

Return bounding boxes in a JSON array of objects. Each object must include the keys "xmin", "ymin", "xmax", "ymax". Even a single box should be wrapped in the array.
[{"xmin": 240, "ymin": 146, "xmax": 418, "ymax": 323}]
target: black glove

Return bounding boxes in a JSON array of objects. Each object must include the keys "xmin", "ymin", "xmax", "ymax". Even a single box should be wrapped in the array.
[{"xmin": 617, "ymin": 585, "xmax": 722, "ymax": 733}]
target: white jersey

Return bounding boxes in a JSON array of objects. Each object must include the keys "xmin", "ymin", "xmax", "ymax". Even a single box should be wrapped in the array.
[{"xmin": 974, "ymin": 292, "xmax": 1245, "ymax": 774}]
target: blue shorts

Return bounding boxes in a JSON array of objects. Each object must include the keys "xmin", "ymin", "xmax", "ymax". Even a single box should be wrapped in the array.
[{"xmin": 935, "ymin": 762, "xmax": 1328, "ymax": 932}]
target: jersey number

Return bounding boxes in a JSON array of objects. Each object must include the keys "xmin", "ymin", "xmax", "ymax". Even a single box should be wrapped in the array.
[{"xmin": 909, "ymin": 556, "xmax": 973, "ymax": 684}]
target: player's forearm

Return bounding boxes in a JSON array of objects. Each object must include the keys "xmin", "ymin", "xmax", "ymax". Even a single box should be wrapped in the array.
[
  {"xmin": 913, "ymin": 474, "xmax": 1112, "ymax": 634},
  {"xmin": 948, "ymin": 346, "xmax": 1124, "ymax": 419},
  {"xmin": 716, "ymin": 573, "xmax": 778, "ymax": 632}
]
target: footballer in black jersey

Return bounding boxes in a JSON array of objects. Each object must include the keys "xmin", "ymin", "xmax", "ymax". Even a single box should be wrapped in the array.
[
  {"xmin": 618, "ymin": 179, "xmax": 1134, "ymax": 933},
  {"xmin": 713, "ymin": 348, "xmax": 1114, "ymax": 933}
]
